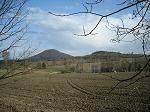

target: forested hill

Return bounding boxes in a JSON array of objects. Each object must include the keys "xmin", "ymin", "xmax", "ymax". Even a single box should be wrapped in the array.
[
  {"xmin": 79, "ymin": 51, "xmax": 145, "ymax": 62},
  {"xmin": 29, "ymin": 49, "xmax": 72, "ymax": 61}
]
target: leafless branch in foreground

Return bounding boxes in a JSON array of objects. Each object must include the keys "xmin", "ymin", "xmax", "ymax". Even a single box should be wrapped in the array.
[{"xmin": 49, "ymin": 0, "xmax": 150, "ymax": 89}]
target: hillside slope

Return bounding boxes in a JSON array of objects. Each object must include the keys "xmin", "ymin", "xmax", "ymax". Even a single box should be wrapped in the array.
[{"xmin": 29, "ymin": 49, "xmax": 72, "ymax": 61}]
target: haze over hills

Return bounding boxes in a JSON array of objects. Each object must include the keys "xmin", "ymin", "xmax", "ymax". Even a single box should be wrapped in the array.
[
  {"xmin": 29, "ymin": 49, "xmax": 145, "ymax": 61},
  {"xmin": 29, "ymin": 49, "xmax": 72, "ymax": 61}
]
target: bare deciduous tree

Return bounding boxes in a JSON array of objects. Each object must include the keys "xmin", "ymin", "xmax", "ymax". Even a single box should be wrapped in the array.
[
  {"xmin": 2, "ymin": 50, "xmax": 9, "ymax": 66},
  {"xmin": 0, "ymin": 0, "xmax": 35, "ymax": 80}
]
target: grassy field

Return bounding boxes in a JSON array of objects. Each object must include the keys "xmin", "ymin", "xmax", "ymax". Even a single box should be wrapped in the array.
[{"xmin": 0, "ymin": 70, "xmax": 150, "ymax": 112}]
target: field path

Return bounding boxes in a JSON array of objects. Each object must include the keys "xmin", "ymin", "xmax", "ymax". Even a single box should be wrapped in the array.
[{"xmin": 67, "ymin": 79, "xmax": 101, "ymax": 98}]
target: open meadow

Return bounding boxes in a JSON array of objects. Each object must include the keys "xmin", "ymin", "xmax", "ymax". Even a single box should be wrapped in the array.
[{"xmin": 0, "ymin": 70, "xmax": 149, "ymax": 112}]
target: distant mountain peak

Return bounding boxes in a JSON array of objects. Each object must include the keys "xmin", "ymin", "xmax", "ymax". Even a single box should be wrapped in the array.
[
  {"xmin": 29, "ymin": 49, "xmax": 72, "ymax": 61},
  {"xmin": 44, "ymin": 49, "xmax": 59, "ymax": 52}
]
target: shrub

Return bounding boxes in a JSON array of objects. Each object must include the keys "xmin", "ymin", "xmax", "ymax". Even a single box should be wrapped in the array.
[{"xmin": 42, "ymin": 62, "xmax": 46, "ymax": 69}]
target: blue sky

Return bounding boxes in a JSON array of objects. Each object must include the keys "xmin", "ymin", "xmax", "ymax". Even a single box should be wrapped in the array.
[{"xmin": 25, "ymin": 0, "xmax": 142, "ymax": 56}]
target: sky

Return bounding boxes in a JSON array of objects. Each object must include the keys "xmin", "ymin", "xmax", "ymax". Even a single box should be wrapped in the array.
[{"xmin": 25, "ymin": 0, "xmax": 143, "ymax": 56}]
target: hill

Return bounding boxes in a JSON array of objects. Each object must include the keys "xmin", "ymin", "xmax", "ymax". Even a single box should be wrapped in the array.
[
  {"xmin": 87, "ymin": 51, "xmax": 143, "ymax": 58},
  {"xmin": 29, "ymin": 49, "xmax": 146, "ymax": 62},
  {"xmin": 29, "ymin": 49, "xmax": 72, "ymax": 61}
]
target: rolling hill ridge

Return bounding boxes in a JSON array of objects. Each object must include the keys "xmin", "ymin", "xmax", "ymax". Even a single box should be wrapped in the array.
[{"xmin": 29, "ymin": 49, "xmax": 145, "ymax": 61}]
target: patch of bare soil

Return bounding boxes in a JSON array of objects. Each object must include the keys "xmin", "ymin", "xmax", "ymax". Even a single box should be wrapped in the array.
[{"xmin": 0, "ymin": 103, "xmax": 18, "ymax": 112}]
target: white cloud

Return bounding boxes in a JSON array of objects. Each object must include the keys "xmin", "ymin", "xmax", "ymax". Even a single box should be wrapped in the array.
[{"xmin": 27, "ymin": 7, "xmax": 142, "ymax": 56}]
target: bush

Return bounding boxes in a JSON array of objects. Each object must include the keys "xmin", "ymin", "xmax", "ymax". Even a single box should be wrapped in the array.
[
  {"xmin": 36, "ymin": 63, "xmax": 41, "ymax": 69},
  {"xmin": 42, "ymin": 62, "xmax": 46, "ymax": 69},
  {"xmin": 35, "ymin": 62, "xmax": 46, "ymax": 69}
]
